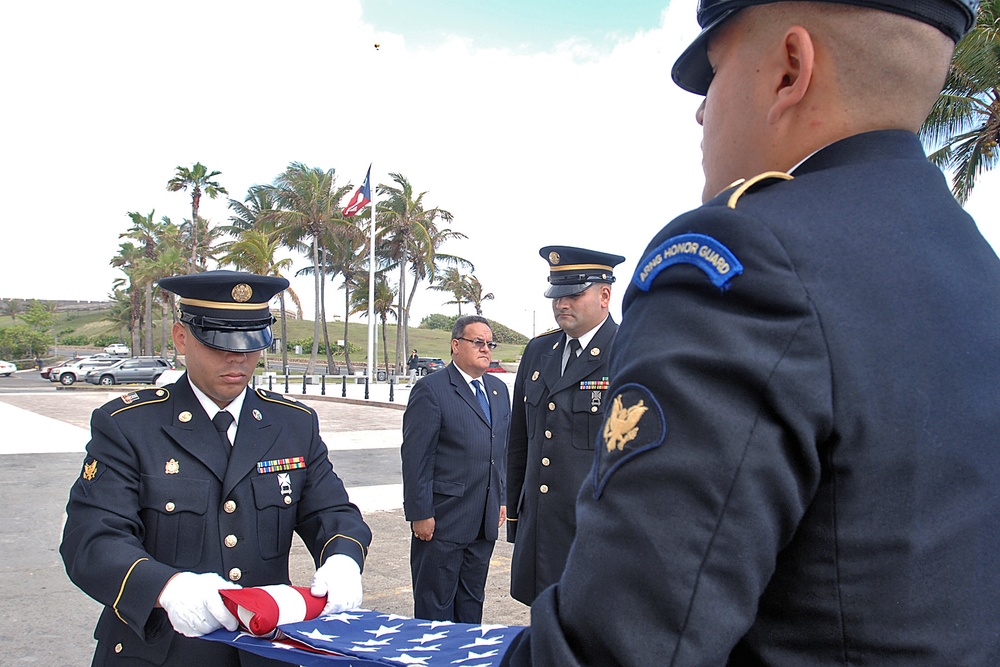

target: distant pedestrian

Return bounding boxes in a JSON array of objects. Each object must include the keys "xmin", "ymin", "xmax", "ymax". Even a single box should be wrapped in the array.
[
  {"xmin": 35, "ymin": 356, "xmax": 43, "ymax": 371},
  {"xmin": 407, "ymin": 349, "xmax": 419, "ymax": 385}
]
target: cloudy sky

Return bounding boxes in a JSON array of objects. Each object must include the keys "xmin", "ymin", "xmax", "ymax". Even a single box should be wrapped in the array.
[{"xmin": 3, "ymin": 0, "xmax": 997, "ymax": 338}]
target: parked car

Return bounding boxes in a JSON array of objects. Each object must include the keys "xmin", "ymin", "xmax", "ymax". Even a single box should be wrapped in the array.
[
  {"xmin": 415, "ymin": 357, "xmax": 446, "ymax": 376},
  {"xmin": 50, "ymin": 356, "xmax": 121, "ymax": 385},
  {"xmin": 104, "ymin": 343, "xmax": 130, "ymax": 356},
  {"xmin": 0, "ymin": 360, "xmax": 16, "ymax": 377},
  {"xmin": 40, "ymin": 358, "xmax": 75, "ymax": 379},
  {"xmin": 85, "ymin": 357, "xmax": 173, "ymax": 386},
  {"xmin": 483, "ymin": 361, "xmax": 507, "ymax": 373}
]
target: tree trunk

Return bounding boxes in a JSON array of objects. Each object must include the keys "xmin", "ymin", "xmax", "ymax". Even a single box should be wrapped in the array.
[
  {"xmin": 308, "ymin": 236, "xmax": 321, "ymax": 375},
  {"xmin": 343, "ymin": 281, "xmax": 354, "ymax": 375},
  {"xmin": 279, "ymin": 292, "xmax": 288, "ymax": 374},
  {"xmin": 144, "ymin": 282, "xmax": 154, "ymax": 355},
  {"xmin": 321, "ymin": 248, "xmax": 334, "ymax": 375},
  {"xmin": 396, "ymin": 260, "xmax": 406, "ymax": 374},
  {"xmin": 160, "ymin": 301, "xmax": 169, "ymax": 359}
]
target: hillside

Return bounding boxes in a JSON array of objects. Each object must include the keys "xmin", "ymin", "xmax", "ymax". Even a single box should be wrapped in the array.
[{"xmin": 4, "ymin": 306, "xmax": 528, "ymax": 366}]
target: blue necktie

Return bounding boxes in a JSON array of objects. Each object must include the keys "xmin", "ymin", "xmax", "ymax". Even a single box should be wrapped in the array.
[{"xmin": 473, "ymin": 379, "xmax": 491, "ymax": 426}]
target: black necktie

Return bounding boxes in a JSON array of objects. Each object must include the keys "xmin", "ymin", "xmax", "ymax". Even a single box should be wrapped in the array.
[
  {"xmin": 213, "ymin": 411, "xmax": 234, "ymax": 450},
  {"xmin": 563, "ymin": 338, "xmax": 582, "ymax": 375},
  {"xmin": 473, "ymin": 379, "xmax": 492, "ymax": 426}
]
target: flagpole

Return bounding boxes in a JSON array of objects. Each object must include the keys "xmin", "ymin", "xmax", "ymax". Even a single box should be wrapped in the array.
[{"xmin": 367, "ymin": 167, "xmax": 376, "ymax": 384}]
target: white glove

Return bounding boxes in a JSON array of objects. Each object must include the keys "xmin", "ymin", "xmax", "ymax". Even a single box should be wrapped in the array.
[
  {"xmin": 157, "ymin": 571, "xmax": 241, "ymax": 637},
  {"xmin": 310, "ymin": 554, "xmax": 363, "ymax": 614}
]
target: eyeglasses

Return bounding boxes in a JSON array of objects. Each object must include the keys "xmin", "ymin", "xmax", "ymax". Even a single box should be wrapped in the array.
[{"xmin": 455, "ymin": 337, "xmax": 498, "ymax": 350}]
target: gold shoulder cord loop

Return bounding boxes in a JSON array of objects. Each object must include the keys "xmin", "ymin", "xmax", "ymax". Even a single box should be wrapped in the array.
[{"xmin": 727, "ymin": 171, "xmax": 794, "ymax": 209}]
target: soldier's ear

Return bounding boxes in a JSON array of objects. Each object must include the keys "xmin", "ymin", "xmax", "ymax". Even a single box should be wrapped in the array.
[
  {"xmin": 172, "ymin": 322, "xmax": 188, "ymax": 354},
  {"xmin": 767, "ymin": 25, "xmax": 815, "ymax": 125}
]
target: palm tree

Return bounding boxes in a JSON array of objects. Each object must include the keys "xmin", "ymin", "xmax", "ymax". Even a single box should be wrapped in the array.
[
  {"xmin": 377, "ymin": 173, "xmax": 454, "ymax": 372},
  {"xmin": 121, "ymin": 210, "xmax": 162, "ymax": 355},
  {"xmin": 217, "ymin": 228, "xmax": 301, "ymax": 373},
  {"xmin": 464, "ymin": 274, "xmax": 495, "ymax": 316},
  {"xmin": 167, "ymin": 162, "xmax": 228, "ymax": 268},
  {"xmin": 227, "ymin": 185, "xmax": 301, "ymax": 373},
  {"xmin": 110, "ymin": 242, "xmax": 145, "ymax": 354},
  {"xmin": 323, "ymin": 215, "xmax": 369, "ymax": 375},
  {"xmin": 920, "ymin": 0, "xmax": 1000, "ymax": 203},
  {"xmin": 1, "ymin": 298, "xmax": 25, "ymax": 321},
  {"xmin": 350, "ymin": 271, "xmax": 398, "ymax": 379},
  {"xmin": 431, "ymin": 267, "xmax": 470, "ymax": 315},
  {"xmin": 266, "ymin": 162, "xmax": 353, "ymax": 375}
]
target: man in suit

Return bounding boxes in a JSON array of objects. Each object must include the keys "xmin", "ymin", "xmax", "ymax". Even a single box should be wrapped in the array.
[
  {"xmin": 506, "ymin": 245, "xmax": 625, "ymax": 605},
  {"xmin": 503, "ymin": 1, "xmax": 1000, "ymax": 665},
  {"xmin": 61, "ymin": 270, "xmax": 372, "ymax": 666},
  {"xmin": 401, "ymin": 315, "xmax": 511, "ymax": 623}
]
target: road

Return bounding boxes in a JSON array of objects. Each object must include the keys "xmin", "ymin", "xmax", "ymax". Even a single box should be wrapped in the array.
[{"xmin": 0, "ymin": 371, "xmax": 529, "ymax": 666}]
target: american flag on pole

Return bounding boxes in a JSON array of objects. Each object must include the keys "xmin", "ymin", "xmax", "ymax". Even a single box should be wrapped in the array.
[
  {"xmin": 342, "ymin": 165, "xmax": 372, "ymax": 217},
  {"xmin": 202, "ymin": 608, "xmax": 524, "ymax": 666}
]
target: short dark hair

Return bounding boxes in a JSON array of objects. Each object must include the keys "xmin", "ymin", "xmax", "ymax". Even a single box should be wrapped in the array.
[{"xmin": 451, "ymin": 315, "xmax": 492, "ymax": 354}]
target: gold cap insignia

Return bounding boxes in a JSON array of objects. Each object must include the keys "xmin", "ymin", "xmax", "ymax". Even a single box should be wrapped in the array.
[
  {"xmin": 252, "ymin": 409, "xmax": 262, "ymax": 421},
  {"xmin": 232, "ymin": 283, "xmax": 253, "ymax": 303},
  {"xmin": 604, "ymin": 395, "xmax": 648, "ymax": 452},
  {"xmin": 82, "ymin": 459, "xmax": 98, "ymax": 481},
  {"xmin": 165, "ymin": 459, "xmax": 180, "ymax": 475},
  {"xmin": 548, "ymin": 251, "xmax": 560, "ymax": 265},
  {"xmin": 178, "ymin": 411, "xmax": 192, "ymax": 423}
]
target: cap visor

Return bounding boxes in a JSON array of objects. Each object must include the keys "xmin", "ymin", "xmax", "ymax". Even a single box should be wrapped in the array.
[
  {"xmin": 671, "ymin": 10, "xmax": 737, "ymax": 95},
  {"xmin": 190, "ymin": 326, "xmax": 273, "ymax": 353},
  {"xmin": 544, "ymin": 283, "xmax": 592, "ymax": 299}
]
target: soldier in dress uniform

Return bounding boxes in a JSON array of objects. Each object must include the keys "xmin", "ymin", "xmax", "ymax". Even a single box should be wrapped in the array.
[
  {"xmin": 502, "ymin": 0, "xmax": 1000, "ymax": 665},
  {"xmin": 60, "ymin": 270, "xmax": 372, "ymax": 666},
  {"xmin": 506, "ymin": 246, "xmax": 625, "ymax": 605}
]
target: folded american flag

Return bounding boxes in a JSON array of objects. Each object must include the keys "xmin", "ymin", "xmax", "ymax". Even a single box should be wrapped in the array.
[{"xmin": 202, "ymin": 608, "xmax": 524, "ymax": 666}]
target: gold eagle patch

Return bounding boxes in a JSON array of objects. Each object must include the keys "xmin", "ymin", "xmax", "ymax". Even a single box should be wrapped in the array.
[{"xmin": 603, "ymin": 394, "xmax": 648, "ymax": 452}]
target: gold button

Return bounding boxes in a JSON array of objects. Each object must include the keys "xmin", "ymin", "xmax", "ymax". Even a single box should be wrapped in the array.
[
  {"xmin": 591, "ymin": 406, "xmax": 598, "ymax": 413},
  {"xmin": 164, "ymin": 502, "xmax": 175, "ymax": 512},
  {"xmin": 544, "ymin": 430, "xmax": 552, "ymax": 439},
  {"xmin": 283, "ymin": 496, "xmax": 292, "ymax": 505},
  {"xmin": 541, "ymin": 457, "xmax": 550, "ymax": 466},
  {"xmin": 225, "ymin": 535, "xmax": 238, "ymax": 548},
  {"xmin": 540, "ymin": 484, "xmax": 549, "ymax": 494},
  {"xmin": 548, "ymin": 402, "xmax": 556, "ymax": 411},
  {"xmin": 224, "ymin": 500, "xmax": 237, "ymax": 514},
  {"xmin": 228, "ymin": 568, "xmax": 242, "ymax": 582},
  {"xmin": 114, "ymin": 643, "xmax": 123, "ymax": 654}
]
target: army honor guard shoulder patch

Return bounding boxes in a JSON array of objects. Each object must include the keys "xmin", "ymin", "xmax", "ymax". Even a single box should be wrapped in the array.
[
  {"xmin": 593, "ymin": 384, "xmax": 666, "ymax": 499},
  {"xmin": 633, "ymin": 232, "xmax": 743, "ymax": 291}
]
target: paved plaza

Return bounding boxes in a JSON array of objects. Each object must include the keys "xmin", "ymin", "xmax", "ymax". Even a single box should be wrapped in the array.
[{"xmin": 0, "ymin": 373, "xmax": 528, "ymax": 666}]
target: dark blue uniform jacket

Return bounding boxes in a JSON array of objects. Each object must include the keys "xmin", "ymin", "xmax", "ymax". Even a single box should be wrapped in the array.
[
  {"xmin": 503, "ymin": 130, "xmax": 1000, "ymax": 666},
  {"xmin": 61, "ymin": 376, "xmax": 371, "ymax": 666}
]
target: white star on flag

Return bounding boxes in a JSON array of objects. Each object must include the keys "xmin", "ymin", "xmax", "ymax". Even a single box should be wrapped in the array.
[
  {"xmin": 298, "ymin": 628, "xmax": 339, "ymax": 642},
  {"xmin": 380, "ymin": 613, "xmax": 412, "ymax": 621},
  {"xmin": 411, "ymin": 632, "xmax": 450, "ymax": 644},
  {"xmin": 387, "ymin": 654, "xmax": 432, "ymax": 665},
  {"xmin": 461, "ymin": 636, "xmax": 504, "ymax": 648},
  {"xmin": 469, "ymin": 624, "xmax": 508, "ymax": 636},
  {"xmin": 367, "ymin": 623, "xmax": 404, "ymax": 637},
  {"xmin": 452, "ymin": 649, "xmax": 500, "ymax": 663},
  {"xmin": 322, "ymin": 611, "xmax": 362, "ymax": 623},
  {"xmin": 421, "ymin": 620, "xmax": 456, "ymax": 629}
]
